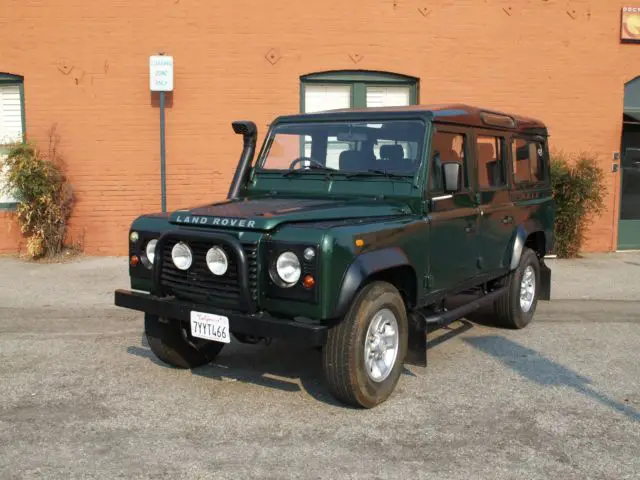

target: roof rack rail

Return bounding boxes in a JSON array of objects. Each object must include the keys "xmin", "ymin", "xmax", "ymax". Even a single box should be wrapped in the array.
[{"xmin": 479, "ymin": 111, "xmax": 516, "ymax": 128}]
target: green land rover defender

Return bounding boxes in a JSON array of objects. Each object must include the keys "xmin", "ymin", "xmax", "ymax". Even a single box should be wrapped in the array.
[{"xmin": 115, "ymin": 104, "xmax": 554, "ymax": 408}]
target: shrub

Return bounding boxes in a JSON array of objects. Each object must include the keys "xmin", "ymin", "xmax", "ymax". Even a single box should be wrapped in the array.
[
  {"xmin": 550, "ymin": 150, "xmax": 607, "ymax": 258},
  {"xmin": 1, "ymin": 126, "xmax": 75, "ymax": 258}
]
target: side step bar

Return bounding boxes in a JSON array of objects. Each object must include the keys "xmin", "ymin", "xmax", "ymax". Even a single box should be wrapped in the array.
[
  {"xmin": 421, "ymin": 286, "xmax": 508, "ymax": 327},
  {"xmin": 405, "ymin": 287, "xmax": 508, "ymax": 367}
]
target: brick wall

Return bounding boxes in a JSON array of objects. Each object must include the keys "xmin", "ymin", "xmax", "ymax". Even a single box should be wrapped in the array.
[
  {"xmin": 0, "ymin": 0, "xmax": 634, "ymax": 255},
  {"xmin": 0, "ymin": 211, "xmax": 23, "ymax": 254}
]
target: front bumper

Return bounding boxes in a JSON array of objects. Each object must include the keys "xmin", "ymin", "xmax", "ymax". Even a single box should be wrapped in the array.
[{"xmin": 114, "ymin": 289, "xmax": 328, "ymax": 346}]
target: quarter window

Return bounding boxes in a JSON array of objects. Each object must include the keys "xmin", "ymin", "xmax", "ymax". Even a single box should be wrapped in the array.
[
  {"xmin": 512, "ymin": 138, "xmax": 546, "ymax": 184},
  {"xmin": 429, "ymin": 131, "xmax": 467, "ymax": 192},
  {"xmin": 476, "ymin": 135, "xmax": 506, "ymax": 189}
]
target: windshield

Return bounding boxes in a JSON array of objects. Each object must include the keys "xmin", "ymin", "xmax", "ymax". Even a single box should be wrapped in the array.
[{"xmin": 258, "ymin": 119, "xmax": 426, "ymax": 176}]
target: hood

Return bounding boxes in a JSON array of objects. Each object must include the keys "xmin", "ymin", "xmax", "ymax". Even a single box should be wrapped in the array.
[{"xmin": 168, "ymin": 196, "xmax": 412, "ymax": 231}]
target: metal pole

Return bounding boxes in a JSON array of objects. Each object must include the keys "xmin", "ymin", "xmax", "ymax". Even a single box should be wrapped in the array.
[{"xmin": 159, "ymin": 91, "xmax": 166, "ymax": 212}]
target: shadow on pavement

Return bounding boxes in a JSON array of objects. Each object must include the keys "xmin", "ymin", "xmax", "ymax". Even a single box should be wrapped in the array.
[
  {"xmin": 127, "ymin": 333, "xmax": 354, "ymax": 408},
  {"xmin": 463, "ymin": 335, "xmax": 640, "ymax": 423},
  {"xmin": 126, "ymin": 321, "xmax": 474, "ymax": 408}
]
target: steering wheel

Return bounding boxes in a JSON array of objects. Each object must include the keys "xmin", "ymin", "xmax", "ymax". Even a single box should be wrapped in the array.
[{"xmin": 288, "ymin": 157, "xmax": 326, "ymax": 170}]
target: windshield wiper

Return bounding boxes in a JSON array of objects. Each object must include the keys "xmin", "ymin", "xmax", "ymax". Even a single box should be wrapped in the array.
[
  {"xmin": 345, "ymin": 169, "xmax": 411, "ymax": 180},
  {"xmin": 282, "ymin": 165, "xmax": 337, "ymax": 178}
]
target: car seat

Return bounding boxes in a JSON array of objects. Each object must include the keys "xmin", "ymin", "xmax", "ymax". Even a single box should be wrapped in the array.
[{"xmin": 380, "ymin": 144, "xmax": 413, "ymax": 173}]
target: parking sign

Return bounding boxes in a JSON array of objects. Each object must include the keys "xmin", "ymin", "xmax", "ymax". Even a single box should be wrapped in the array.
[{"xmin": 149, "ymin": 55, "xmax": 174, "ymax": 92}]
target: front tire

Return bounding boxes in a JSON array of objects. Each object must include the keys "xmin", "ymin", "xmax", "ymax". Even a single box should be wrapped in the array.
[
  {"xmin": 494, "ymin": 247, "xmax": 540, "ymax": 329},
  {"xmin": 145, "ymin": 314, "xmax": 225, "ymax": 368},
  {"xmin": 322, "ymin": 281, "xmax": 408, "ymax": 408}
]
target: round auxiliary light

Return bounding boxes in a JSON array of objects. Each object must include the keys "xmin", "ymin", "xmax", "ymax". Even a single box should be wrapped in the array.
[
  {"xmin": 206, "ymin": 246, "xmax": 228, "ymax": 276},
  {"xmin": 303, "ymin": 247, "xmax": 316, "ymax": 261},
  {"xmin": 274, "ymin": 251, "xmax": 301, "ymax": 286},
  {"xmin": 171, "ymin": 241, "xmax": 193, "ymax": 271},
  {"xmin": 129, "ymin": 231, "xmax": 139, "ymax": 243},
  {"xmin": 145, "ymin": 239, "xmax": 158, "ymax": 265}
]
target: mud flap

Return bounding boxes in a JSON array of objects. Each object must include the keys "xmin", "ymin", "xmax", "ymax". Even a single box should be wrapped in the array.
[
  {"xmin": 539, "ymin": 261, "xmax": 551, "ymax": 301},
  {"xmin": 405, "ymin": 312, "xmax": 427, "ymax": 367}
]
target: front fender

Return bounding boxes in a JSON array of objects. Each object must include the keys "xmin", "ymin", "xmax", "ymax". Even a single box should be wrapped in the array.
[{"xmin": 330, "ymin": 247, "xmax": 411, "ymax": 319}]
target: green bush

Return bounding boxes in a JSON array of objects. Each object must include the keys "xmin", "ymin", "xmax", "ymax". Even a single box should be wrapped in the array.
[
  {"xmin": 550, "ymin": 151, "xmax": 606, "ymax": 258},
  {"xmin": 1, "ymin": 127, "xmax": 75, "ymax": 258}
]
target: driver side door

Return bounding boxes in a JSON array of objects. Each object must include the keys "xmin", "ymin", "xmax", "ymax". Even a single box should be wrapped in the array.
[{"xmin": 426, "ymin": 125, "xmax": 480, "ymax": 294}]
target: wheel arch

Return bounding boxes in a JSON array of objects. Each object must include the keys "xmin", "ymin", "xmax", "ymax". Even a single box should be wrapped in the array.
[
  {"xmin": 507, "ymin": 222, "xmax": 547, "ymax": 270},
  {"xmin": 331, "ymin": 247, "xmax": 417, "ymax": 320}
]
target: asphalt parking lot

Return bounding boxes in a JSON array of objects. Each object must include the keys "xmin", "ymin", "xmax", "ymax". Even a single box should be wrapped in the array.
[{"xmin": 0, "ymin": 254, "xmax": 639, "ymax": 479}]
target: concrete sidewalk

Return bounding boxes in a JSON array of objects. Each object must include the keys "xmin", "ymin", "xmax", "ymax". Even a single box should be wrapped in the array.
[{"xmin": 545, "ymin": 251, "xmax": 640, "ymax": 301}]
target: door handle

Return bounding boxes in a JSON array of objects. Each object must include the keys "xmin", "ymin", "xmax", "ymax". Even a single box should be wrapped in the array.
[{"xmin": 502, "ymin": 216, "xmax": 514, "ymax": 224}]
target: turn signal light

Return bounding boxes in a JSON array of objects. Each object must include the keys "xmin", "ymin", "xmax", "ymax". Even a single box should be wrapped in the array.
[
  {"xmin": 355, "ymin": 239, "xmax": 365, "ymax": 247},
  {"xmin": 302, "ymin": 275, "xmax": 315, "ymax": 289},
  {"xmin": 130, "ymin": 255, "xmax": 140, "ymax": 267}
]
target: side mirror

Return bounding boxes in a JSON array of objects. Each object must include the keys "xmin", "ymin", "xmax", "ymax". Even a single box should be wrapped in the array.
[{"xmin": 442, "ymin": 162, "xmax": 462, "ymax": 193}]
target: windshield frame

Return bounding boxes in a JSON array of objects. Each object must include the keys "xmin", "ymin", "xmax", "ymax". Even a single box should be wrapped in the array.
[{"xmin": 253, "ymin": 116, "xmax": 430, "ymax": 182}]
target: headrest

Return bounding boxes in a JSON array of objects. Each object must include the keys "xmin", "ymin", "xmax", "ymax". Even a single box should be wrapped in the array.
[
  {"xmin": 380, "ymin": 144, "xmax": 404, "ymax": 162},
  {"xmin": 339, "ymin": 150, "xmax": 363, "ymax": 170},
  {"xmin": 516, "ymin": 144, "xmax": 529, "ymax": 161}
]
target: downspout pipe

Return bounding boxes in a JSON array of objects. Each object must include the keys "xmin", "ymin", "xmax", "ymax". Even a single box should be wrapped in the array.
[{"xmin": 227, "ymin": 120, "xmax": 258, "ymax": 200}]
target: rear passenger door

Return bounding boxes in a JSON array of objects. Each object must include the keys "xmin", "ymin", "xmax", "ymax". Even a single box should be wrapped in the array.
[
  {"xmin": 426, "ymin": 126, "xmax": 480, "ymax": 293},
  {"xmin": 473, "ymin": 130, "xmax": 514, "ymax": 274}
]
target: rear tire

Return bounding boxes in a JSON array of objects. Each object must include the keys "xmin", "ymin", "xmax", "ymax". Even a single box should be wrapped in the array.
[
  {"xmin": 145, "ymin": 314, "xmax": 225, "ymax": 368},
  {"xmin": 494, "ymin": 247, "xmax": 540, "ymax": 329},
  {"xmin": 322, "ymin": 281, "xmax": 408, "ymax": 408}
]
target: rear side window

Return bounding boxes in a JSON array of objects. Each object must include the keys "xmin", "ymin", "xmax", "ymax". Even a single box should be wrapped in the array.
[
  {"xmin": 429, "ymin": 130, "xmax": 468, "ymax": 192},
  {"xmin": 476, "ymin": 135, "xmax": 506, "ymax": 189},
  {"xmin": 512, "ymin": 138, "xmax": 546, "ymax": 184}
]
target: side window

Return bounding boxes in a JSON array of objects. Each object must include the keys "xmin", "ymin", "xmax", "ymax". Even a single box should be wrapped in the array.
[
  {"xmin": 476, "ymin": 135, "xmax": 506, "ymax": 189},
  {"xmin": 512, "ymin": 137, "xmax": 546, "ymax": 184},
  {"xmin": 429, "ymin": 131, "xmax": 467, "ymax": 192}
]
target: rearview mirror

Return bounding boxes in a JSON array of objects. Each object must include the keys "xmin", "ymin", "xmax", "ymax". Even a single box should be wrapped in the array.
[
  {"xmin": 336, "ymin": 132, "xmax": 367, "ymax": 142},
  {"xmin": 442, "ymin": 162, "xmax": 462, "ymax": 193}
]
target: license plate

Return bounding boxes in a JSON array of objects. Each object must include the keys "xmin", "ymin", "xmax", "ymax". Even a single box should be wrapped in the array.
[{"xmin": 190, "ymin": 311, "xmax": 231, "ymax": 343}]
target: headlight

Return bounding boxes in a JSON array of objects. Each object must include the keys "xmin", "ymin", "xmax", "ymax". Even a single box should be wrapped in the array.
[
  {"xmin": 272, "ymin": 251, "xmax": 301, "ymax": 287},
  {"xmin": 206, "ymin": 246, "xmax": 228, "ymax": 276},
  {"xmin": 145, "ymin": 239, "xmax": 158, "ymax": 265},
  {"xmin": 171, "ymin": 241, "xmax": 193, "ymax": 270},
  {"xmin": 129, "ymin": 231, "xmax": 139, "ymax": 243}
]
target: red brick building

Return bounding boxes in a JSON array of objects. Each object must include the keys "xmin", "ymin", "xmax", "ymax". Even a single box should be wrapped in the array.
[{"xmin": 1, "ymin": 1, "xmax": 639, "ymax": 255}]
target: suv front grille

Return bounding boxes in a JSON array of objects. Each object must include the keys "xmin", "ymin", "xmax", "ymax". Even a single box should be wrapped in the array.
[
  {"xmin": 245, "ymin": 243, "xmax": 258, "ymax": 302},
  {"xmin": 159, "ymin": 239, "xmax": 258, "ymax": 311}
]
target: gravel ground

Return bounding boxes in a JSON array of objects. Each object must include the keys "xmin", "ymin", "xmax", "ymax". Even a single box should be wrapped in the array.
[{"xmin": 0, "ymin": 254, "xmax": 638, "ymax": 479}]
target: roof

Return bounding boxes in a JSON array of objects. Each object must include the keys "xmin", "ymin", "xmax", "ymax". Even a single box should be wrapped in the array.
[{"xmin": 272, "ymin": 103, "xmax": 548, "ymax": 134}]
